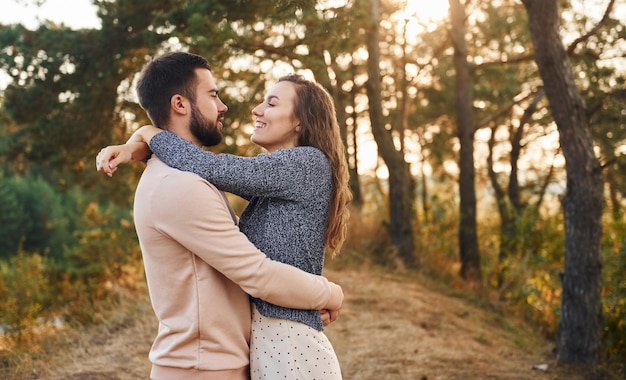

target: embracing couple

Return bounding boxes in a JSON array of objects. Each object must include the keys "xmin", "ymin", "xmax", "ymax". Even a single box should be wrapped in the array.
[{"xmin": 96, "ymin": 51, "xmax": 352, "ymax": 380}]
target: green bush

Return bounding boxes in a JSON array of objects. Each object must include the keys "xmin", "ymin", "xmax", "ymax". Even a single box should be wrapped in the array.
[
  {"xmin": 0, "ymin": 174, "xmax": 143, "ymax": 345},
  {"xmin": 601, "ymin": 234, "xmax": 626, "ymax": 363},
  {"xmin": 53, "ymin": 199, "xmax": 142, "ymax": 324},
  {"xmin": 0, "ymin": 250, "xmax": 50, "ymax": 347},
  {"xmin": 0, "ymin": 175, "xmax": 74, "ymax": 260}
]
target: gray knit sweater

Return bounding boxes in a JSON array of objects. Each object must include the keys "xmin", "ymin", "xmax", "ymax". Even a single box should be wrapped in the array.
[{"xmin": 149, "ymin": 131, "xmax": 331, "ymax": 331}]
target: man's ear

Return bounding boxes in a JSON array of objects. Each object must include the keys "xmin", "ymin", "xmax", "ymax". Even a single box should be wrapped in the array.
[{"xmin": 171, "ymin": 94, "xmax": 189, "ymax": 115}]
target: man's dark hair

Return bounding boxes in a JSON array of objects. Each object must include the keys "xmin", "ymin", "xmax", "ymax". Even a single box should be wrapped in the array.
[{"xmin": 136, "ymin": 52, "xmax": 212, "ymax": 129}]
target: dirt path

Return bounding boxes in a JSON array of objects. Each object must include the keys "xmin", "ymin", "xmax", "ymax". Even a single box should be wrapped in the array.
[
  {"xmin": 324, "ymin": 269, "xmax": 556, "ymax": 380},
  {"xmin": 18, "ymin": 267, "xmax": 580, "ymax": 380}
]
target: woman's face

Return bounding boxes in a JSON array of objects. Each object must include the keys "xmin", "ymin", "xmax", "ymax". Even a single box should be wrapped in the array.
[{"xmin": 251, "ymin": 81, "xmax": 300, "ymax": 152}]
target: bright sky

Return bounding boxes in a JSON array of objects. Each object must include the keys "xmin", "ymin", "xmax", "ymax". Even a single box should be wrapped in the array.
[
  {"xmin": 0, "ymin": 0, "xmax": 100, "ymax": 88},
  {"xmin": 0, "ymin": 0, "xmax": 100, "ymax": 29}
]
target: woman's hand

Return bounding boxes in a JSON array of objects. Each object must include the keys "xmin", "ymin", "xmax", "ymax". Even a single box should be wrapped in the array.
[
  {"xmin": 96, "ymin": 144, "xmax": 137, "ymax": 177},
  {"xmin": 96, "ymin": 125, "xmax": 162, "ymax": 177}
]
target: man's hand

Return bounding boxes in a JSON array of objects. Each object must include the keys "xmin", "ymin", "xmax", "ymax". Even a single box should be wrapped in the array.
[
  {"xmin": 320, "ymin": 308, "xmax": 341, "ymax": 327},
  {"xmin": 319, "ymin": 282, "xmax": 343, "ymax": 326}
]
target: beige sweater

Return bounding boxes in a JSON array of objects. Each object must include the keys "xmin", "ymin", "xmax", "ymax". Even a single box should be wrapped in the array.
[{"xmin": 134, "ymin": 158, "xmax": 339, "ymax": 380}]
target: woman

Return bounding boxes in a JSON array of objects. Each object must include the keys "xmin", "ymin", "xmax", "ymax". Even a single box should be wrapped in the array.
[{"xmin": 98, "ymin": 74, "xmax": 351, "ymax": 379}]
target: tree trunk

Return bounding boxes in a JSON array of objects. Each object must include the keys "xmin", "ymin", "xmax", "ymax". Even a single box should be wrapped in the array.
[
  {"xmin": 364, "ymin": 0, "xmax": 417, "ymax": 269},
  {"xmin": 329, "ymin": 59, "xmax": 363, "ymax": 209},
  {"xmin": 301, "ymin": 38, "xmax": 364, "ymax": 210},
  {"xmin": 522, "ymin": 0, "xmax": 603, "ymax": 365},
  {"xmin": 487, "ymin": 126, "xmax": 514, "ymax": 288},
  {"xmin": 449, "ymin": 0, "xmax": 481, "ymax": 281},
  {"xmin": 488, "ymin": 89, "xmax": 545, "ymax": 288},
  {"xmin": 348, "ymin": 77, "xmax": 363, "ymax": 208}
]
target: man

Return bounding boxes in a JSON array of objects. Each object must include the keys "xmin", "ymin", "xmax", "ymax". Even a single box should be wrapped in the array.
[{"xmin": 96, "ymin": 52, "xmax": 342, "ymax": 380}]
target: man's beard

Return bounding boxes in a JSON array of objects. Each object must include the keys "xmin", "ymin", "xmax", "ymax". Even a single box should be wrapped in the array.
[{"xmin": 190, "ymin": 103, "xmax": 223, "ymax": 147}]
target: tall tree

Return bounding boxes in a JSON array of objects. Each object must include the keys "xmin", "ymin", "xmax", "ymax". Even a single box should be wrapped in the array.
[
  {"xmin": 522, "ymin": 0, "xmax": 604, "ymax": 365},
  {"xmin": 449, "ymin": 0, "xmax": 481, "ymax": 281},
  {"xmin": 364, "ymin": 0, "xmax": 417, "ymax": 268},
  {"xmin": 486, "ymin": 89, "xmax": 553, "ymax": 288}
]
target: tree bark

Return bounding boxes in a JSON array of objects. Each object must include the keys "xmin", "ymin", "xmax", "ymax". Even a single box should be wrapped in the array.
[
  {"xmin": 449, "ymin": 0, "xmax": 482, "ymax": 281},
  {"xmin": 337, "ymin": 62, "xmax": 363, "ymax": 209},
  {"xmin": 522, "ymin": 0, "xmax": 604, "ymax": 365},
  {"xmin": 364, "ymin": 0, "xmax": 417, "ymax": 269}
]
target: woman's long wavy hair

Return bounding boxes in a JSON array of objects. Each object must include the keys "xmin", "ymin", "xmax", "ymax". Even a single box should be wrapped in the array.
[{"xmin": 279, "ymin": 74, "xmax": 352, "ymax": 257}]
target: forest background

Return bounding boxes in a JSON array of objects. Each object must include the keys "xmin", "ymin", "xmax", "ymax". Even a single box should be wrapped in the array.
[{"xmin": 0, "ymin": 0, "xmax": 624, "ymax": 377}]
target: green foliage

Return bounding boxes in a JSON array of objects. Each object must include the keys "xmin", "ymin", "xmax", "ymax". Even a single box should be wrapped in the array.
[
  {"xmin": 0, "ymin": 195, "xmax": 142, "ymax": 351},
  {"xmin": 55, "ymin": 201, "xmax": 142, "ymax": 324},
  {"xmin": 0, "ymin": 250, "xmax": 50, "ymax": 347},
  {"xmin": 0, "ymin": 171, "xmax": 142, "ymax": 346},
  {"xmin": 0, "ymin": 175, "xmax": 73, "ymax": 260},
  {"xmin": 601, "ymin": 227, "xmax": 626, "ymax": 363},
  {"xmin": 477, "ymin": 199, "xmax": 565, "ymax": 337}
]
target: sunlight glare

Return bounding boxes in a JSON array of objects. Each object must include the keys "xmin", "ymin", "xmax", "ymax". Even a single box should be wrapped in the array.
[{"xmin": 403, "ymin": 0, "xmax": 449, "ymax": 34}]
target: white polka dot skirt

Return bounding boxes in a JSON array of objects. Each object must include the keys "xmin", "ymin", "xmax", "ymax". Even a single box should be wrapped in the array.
[{"xmin": 250, "ymin": 305, "xmax": 342, "ymax": 380}]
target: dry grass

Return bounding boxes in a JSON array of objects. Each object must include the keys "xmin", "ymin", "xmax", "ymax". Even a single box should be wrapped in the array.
[{"xmin": 1, "ymin": 266, "xmax": 618, "ymax": 380}]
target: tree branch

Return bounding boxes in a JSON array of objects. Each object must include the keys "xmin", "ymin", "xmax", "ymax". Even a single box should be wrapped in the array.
[
  {"xmin": 473, "ymin": 90, "xmax": 535, "ymax": 131},
  {"xmin": 566, "ymin": 0, "xmax": 616, "ymax": 54}
]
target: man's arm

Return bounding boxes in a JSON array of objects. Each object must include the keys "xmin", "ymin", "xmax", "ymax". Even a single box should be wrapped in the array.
[{"xmin": 153, "ymin": 171, "xmax": 342, "ymax": 312}]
